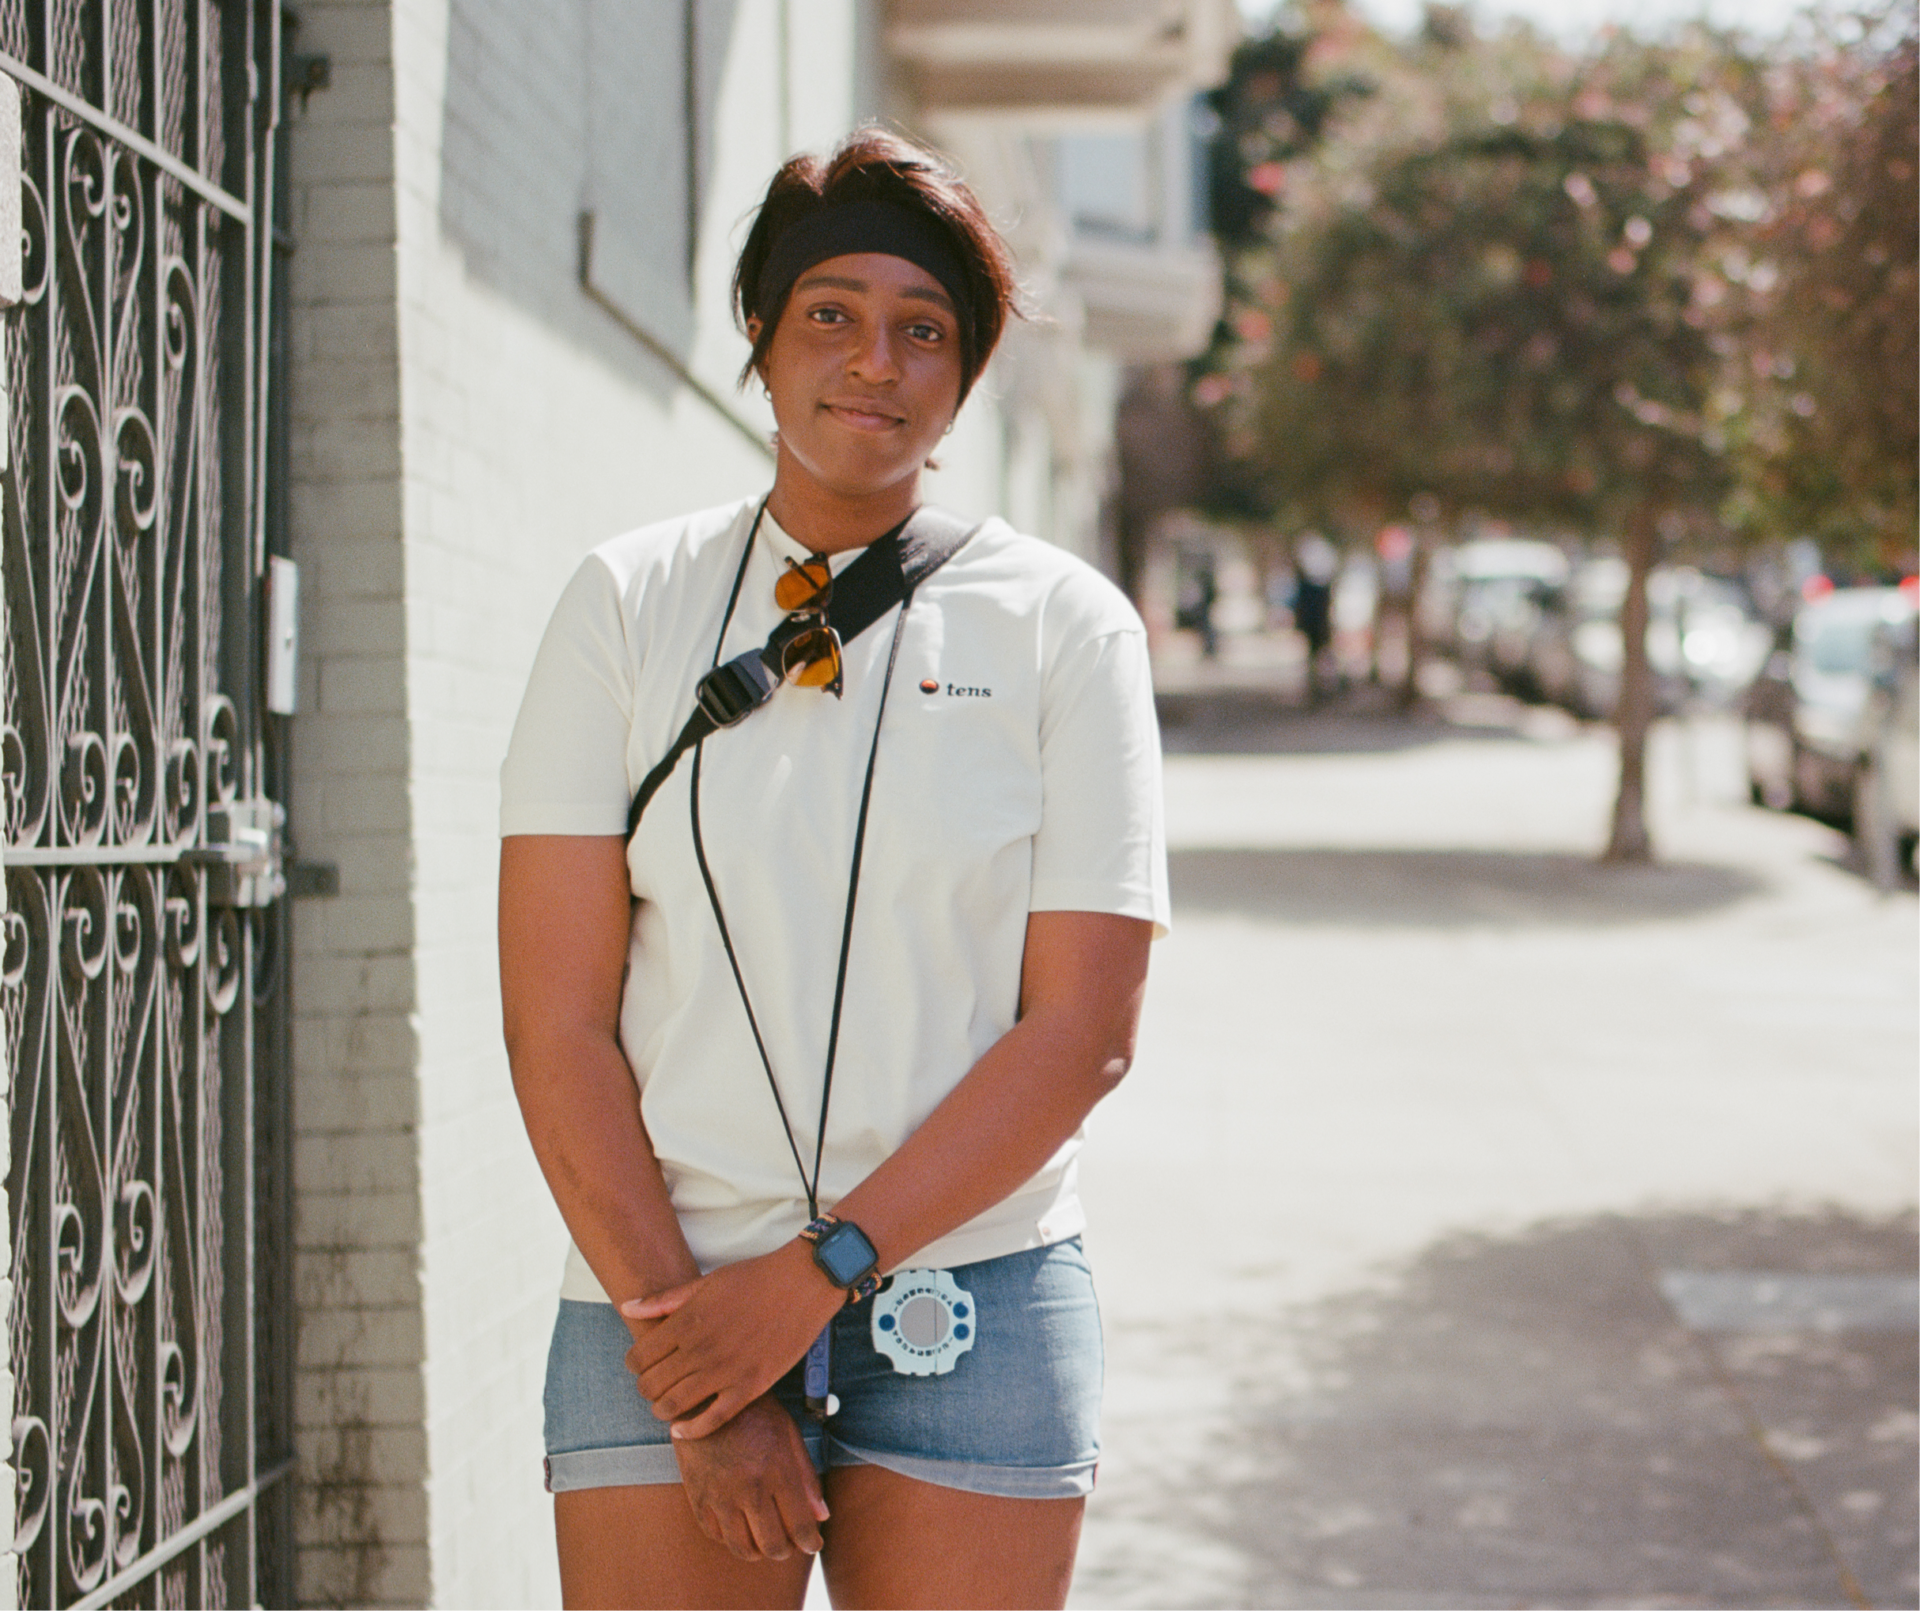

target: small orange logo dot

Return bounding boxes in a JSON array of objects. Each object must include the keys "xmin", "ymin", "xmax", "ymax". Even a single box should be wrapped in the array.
[{"xmin": 919, "ymin": 679, "xmax": 939, "ymax": 694}]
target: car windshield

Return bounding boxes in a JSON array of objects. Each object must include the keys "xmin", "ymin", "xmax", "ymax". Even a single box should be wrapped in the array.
[{"xmin": 1802, "ymin": 614, "xmax": 1879, "ymax": 676}]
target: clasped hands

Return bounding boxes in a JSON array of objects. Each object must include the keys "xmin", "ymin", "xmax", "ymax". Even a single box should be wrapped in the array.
[
  {"xmin": 622, "ymin": 1237, "xmax": 846, "ymax": 1439},
  {"xmin": 621, "ymin": 1240, "xmax": 848, "ymax": 1562}
]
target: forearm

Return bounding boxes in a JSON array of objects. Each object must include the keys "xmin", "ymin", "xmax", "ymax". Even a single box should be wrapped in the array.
[
  {"xmin": 621, "ymin": 911, "xmax": 1150, "ymax": 1441},
  {"xmin": 829, "ymin": 999, "xmax": 1127, "ymax": 1276},
  {"xmin": 509, "ymin": 1027, "xmax": 700, "ymax": 1310}
]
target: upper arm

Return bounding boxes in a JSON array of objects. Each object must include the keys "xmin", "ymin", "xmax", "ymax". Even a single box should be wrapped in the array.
[
  {"xmin": 496, "ymin": 556, "xmax": 641, "ymax": 1057},
  {"xmin": 498, "ymin": 836, "xmax": 633, "ymax": 1056},
  {"xmin": 1017, "ymin": 910, "xmax": 1153, "ymax": 1072}
]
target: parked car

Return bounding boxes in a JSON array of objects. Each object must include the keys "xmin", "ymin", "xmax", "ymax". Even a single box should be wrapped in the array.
[
  {"xmin": 1437, "ymin": 539, "xmax": 1568, "ymax": 671},
  {"xmin": 1854, "ymin": 611, "xmax": 1919, "ymax": 880},
  {"xmin": 1746, "ymin": 585, "xmax": 1920, "ymax": 826},
  {"xmin": 1528, "ymin": 561, "xmax": 1770, "ymax": 719}
]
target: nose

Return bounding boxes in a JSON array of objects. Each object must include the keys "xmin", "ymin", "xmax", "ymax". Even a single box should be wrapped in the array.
[{"xmin": 846, "ymin": 321, "xmax": 901, "ymax": 386}]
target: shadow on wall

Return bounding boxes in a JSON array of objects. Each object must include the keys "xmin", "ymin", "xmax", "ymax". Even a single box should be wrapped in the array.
[
  {"xmin": 437, "ymin": 0, "xmax": 741, "ymax": 400},
  {"xmin": 1168, "ymin": 847, "xmax": 1768, "ymax": 929},
  {"xmin": 1098, "ymin": 1207, "xmax": 1920, "ymax": 1611}
]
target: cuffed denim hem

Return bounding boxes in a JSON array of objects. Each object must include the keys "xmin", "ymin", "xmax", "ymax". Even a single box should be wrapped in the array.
[
  {"xmin": 544, "ymin": 1443, "xmax": 686, "ymax": 1492},
  {"xmin": 543, "ymin": 1436, "xmax": 1090, "ymax": 1500},
  {"xmin": 830, "ymin": 1439, "xmax": 1096, "ymax": 1500}
]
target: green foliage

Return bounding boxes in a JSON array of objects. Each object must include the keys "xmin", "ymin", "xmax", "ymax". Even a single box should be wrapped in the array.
[
  {"xmin": 1241, "ymin": 28, "xmax": 1770, "ymax": 535},
  {"xmin": 1203, "ymin": 29, "xmax": 1368, "ymax": 251},
  {"xmin": 1733, "ymin": 23, "xmax": 1917, "ymax": 568},
  {"xmin": 1195, "ymin": 7, "xmax": 1916, "ymax": 564}
]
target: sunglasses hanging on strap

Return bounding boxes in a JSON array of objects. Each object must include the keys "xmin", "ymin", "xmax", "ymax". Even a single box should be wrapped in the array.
[{"xmin": 625, "ymin": 501, "xmax": 981, "ymax": 837}]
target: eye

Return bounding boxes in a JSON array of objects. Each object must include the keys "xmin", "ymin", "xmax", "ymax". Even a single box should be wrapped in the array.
[
  {"xmin": 906, "ymin": 319, "xmax": 947, "ymax": 344},
  {"xmin": 807, "ymin": 304, "xmax": 850, "ymax": 326}
]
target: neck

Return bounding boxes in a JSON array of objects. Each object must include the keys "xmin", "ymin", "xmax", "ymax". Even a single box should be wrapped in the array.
[{"xmin": 766, "ymin": 458, "xmax": 921, "ymax": 555}]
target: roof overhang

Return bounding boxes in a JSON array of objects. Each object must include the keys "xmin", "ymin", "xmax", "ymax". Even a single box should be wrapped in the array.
[{"xmin": 888, "ymin": 0, "xmax": 1235, "ymax": 120}]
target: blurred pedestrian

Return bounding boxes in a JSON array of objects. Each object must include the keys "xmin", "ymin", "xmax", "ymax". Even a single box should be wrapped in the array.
[
  {"xmin": 498, "ymin": 129, "xmax": 1169, "ymax": 1609},
  {"xmin": 1176, "ymin": 547, "xmax": 1220, "ymax": 658},
  {"xmin": 1294, "ymin": 532, "xmax": 1338, "ymax": 700}
]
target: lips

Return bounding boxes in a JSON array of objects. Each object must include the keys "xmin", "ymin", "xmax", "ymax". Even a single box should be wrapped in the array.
[{"xmin": 821, "ymin": 398, "xmax": 905, "ymax": 431}]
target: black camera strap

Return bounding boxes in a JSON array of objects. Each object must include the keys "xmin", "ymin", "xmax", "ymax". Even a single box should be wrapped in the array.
[{"xmin": 626, "ymin": 501, "xmax": 978, "ymax": 836}]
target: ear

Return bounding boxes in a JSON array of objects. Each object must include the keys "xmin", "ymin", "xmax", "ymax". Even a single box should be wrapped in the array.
[{"xmin": 745, "ymin": 315, "xmax": 764, "ymax": 346}]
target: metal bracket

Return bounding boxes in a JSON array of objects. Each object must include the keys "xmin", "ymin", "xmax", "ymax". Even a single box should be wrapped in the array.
[
  {"xmin": 288, "ymin": 52, "xmax": 330, "ymax": 111},
  {"xmin": 187, "ymin": 799, "xmax": 287, "ymax": 907}
]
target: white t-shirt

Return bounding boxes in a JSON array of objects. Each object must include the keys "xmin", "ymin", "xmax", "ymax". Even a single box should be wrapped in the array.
[{"xmin": 500, "ymin": 497, "xmax": 1169, "ymax": 1301}]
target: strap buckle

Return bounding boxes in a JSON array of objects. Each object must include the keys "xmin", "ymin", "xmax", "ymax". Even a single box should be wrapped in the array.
[{"xmin": 695, "ymin": 650, "xmax": 778, "ymax": 728}]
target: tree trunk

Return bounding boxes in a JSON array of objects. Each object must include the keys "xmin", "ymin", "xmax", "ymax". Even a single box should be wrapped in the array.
[
  {"xmin": 1398, "ymin": 537, "xmax": 1429, "ymax": 711},
  {"xmin": 1605, "ymin": 506, "xmax": 1657, "ymax": 863}
]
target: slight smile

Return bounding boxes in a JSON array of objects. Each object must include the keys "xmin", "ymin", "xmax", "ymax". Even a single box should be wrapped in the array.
[{"xmin": 821, "ymin": 399, "xmax": 906, "ymax": 432}]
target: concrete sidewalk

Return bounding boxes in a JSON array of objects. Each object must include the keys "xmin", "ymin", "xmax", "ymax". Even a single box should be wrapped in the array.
[{"xmin": 1072, "ymin": 687, "xmax": 1918, "ymax": 1609}]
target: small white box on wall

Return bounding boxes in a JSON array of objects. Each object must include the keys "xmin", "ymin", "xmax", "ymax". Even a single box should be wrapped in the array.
[
  {"xmin": 266, "ymin": 556, "xmax": 300, "ymax": 715},
  {"xmin": 0, "ymin": 70, "xmax": 19, "ymax": 309}
]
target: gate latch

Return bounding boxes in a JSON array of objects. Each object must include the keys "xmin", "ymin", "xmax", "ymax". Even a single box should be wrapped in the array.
[{"xmin": 188, "ymin": 799, "xmax": 287, "ymax": 907}]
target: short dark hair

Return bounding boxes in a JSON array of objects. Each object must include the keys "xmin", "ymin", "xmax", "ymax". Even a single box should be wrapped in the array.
[{"xmin": 734, "ymin": 128, "xmax": 1021, "ymax": 404}]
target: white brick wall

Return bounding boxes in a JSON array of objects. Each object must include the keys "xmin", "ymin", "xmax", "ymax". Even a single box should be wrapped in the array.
[
  {"xmin": 388, "ymin": 0, "xmax": 804, "ymax": 1596},
  {"xmin": 282, "ymin": 2, "xmax": 1021, "ymax": 1602},
  {"xmin": 283, "ymin": 2, "xmax": 425, "ymax": 1603}
]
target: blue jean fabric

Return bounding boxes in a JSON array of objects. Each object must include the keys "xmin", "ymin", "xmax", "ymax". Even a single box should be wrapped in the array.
[{"xmin": 543, "ymin": 1237, "xmax": 1102, "ymax": 1500}]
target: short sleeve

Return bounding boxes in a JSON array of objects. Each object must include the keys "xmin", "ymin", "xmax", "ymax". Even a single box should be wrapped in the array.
[
  {"xmin": 1028, "ymin": 625, "xmax": 1170, "ymax": 936},
  {"xmin": 499, "ymin": 556, "xmax": 635, "ymax": 836}
]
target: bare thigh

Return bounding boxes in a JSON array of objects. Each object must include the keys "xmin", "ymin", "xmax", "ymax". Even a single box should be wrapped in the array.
[
  {"xmin": 821, "ymin": 1464, "xmax": 1085, "ymax": 1611},
  {"xmin": 554, "ymin": 1485, "xmax": 814, "ymax": 1611}
]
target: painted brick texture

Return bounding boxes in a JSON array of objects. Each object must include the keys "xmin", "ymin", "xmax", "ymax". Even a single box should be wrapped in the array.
[
  {"xmin": 388, "ymin": 2, "xmax": 794, "ymax": 1598},
  {"xmin": 280, "ymin": 3, "xmax": 995, "ymax": 1604},
  {"xmin": 283, "ymin": 1, "xmax": 424, "ymax": 1604}
]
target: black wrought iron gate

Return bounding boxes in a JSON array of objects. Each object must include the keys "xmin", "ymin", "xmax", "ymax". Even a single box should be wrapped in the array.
[{"xmin": 0, "ymin": 2, "xmax": 295, "ymax": 1605}]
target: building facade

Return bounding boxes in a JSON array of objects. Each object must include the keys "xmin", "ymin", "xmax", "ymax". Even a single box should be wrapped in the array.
[{"xmin": 0, "ymin": 1, "xmax": 1227, "ymax": 1604}]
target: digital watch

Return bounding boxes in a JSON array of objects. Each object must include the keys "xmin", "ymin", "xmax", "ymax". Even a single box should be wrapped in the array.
[{"xmin": 799, "ymin": 1214, "xmax": 882, "ymax": 1303}]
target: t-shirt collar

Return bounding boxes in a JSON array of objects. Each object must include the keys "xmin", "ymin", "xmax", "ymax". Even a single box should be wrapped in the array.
[{"xmin": 759, "ymin": 504, "xmax": 895, "ymax": 576}]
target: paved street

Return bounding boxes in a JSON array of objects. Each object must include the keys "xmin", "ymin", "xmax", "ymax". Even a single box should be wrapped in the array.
[{"xmin": 1072, "ymin": 680, "xmax": 1919, "ymax": 1610}]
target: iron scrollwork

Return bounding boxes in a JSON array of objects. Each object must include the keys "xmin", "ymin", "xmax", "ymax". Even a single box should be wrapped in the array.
[{"xmin": 2, "ymin": 3, "xmax": 289, "ymax": 1605}]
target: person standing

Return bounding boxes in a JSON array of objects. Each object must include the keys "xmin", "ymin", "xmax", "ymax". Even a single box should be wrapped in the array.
[{"xmin": 498, "ymin": 129, "xmax": 1169, "ymax": 1609}]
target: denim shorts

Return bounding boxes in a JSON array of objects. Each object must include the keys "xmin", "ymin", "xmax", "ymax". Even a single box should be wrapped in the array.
[{"xmin": 543, "ymin": 1238, "xmax": 1102, "ymax": 1500}]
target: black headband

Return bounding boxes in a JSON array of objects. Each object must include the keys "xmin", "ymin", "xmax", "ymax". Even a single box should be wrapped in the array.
[{"xmin": 753, "ymin": 199, "xmax": 973, "ymax": 356}]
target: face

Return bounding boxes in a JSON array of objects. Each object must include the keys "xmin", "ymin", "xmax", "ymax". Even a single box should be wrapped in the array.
[{"xmin": 753, "ymin": 252, "xmax": 965, "ymax": 504}]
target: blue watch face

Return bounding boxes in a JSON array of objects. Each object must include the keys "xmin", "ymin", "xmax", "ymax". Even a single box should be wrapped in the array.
[{"xmin": 815, "ymin": 1222, "xmax": 878, "ymax": 1287}]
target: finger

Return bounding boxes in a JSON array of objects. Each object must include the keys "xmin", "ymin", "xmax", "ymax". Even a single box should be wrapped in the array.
[
  {"xmin": 621, "ymin": 1285, "xmax": 694, "ymax": 1321},
  {"xmin": 743, "ymin": 1493, "xmax": 796, "ymax": 1562},
  {"xmin": 647, "ymin": 1372, "xmax": 717, "ymax": 1423},
  {"xmin": 712, "ymin": 1503, "xmax": 762, "ymax": 1564},
  {"xmin": 771, "ymin": 1467, "xmax": 827, "ymax": 1555},
  {"xmin": 670, "ymin": 1388, "xmax": 748, "ymax": 1442},
  {"xmin": 623, "ymin": 1335, "xmax": 674, "ymax": 1380},
  {"xmin": 637, "ymin": 1359, "xmax": 703, "ymax": 1413}
]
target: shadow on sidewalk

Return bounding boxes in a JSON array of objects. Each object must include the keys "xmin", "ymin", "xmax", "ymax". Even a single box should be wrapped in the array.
[
  {"xmin": 1156, "ymin": 683, "xmax": 1587, "ymax": 758},
  {"xmin": 1098, "ymin": 1207, "xmax": 1918, "ymax": 1610},
  {"xmin": 1169, "ymin": 847, "xmax": 1766, "ymax": 929}
]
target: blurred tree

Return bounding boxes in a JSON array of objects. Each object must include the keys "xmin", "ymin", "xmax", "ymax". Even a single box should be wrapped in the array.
[
  {"xmin": 1114, "ymin": 16, "xmax": 1369, "ymax": 603},
  {"xmin": 1202, "ymin": 24, "xmax": 1367, "ymax": 257},
  {"xmin": 1735, "ymin": 20, "xmax": 1917, "ymax": 569},
  {"xmin": 1217, "ymin": 24, "xmax": 1774, "ymax": 860}
]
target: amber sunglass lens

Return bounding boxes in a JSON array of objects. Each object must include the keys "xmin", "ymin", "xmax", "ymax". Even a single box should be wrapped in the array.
[
  {"xmin": 785, "ymin": 627, "xmax": 843, "ymax": 691},
  {"xmin": 775, "ymin": 559, "xmax": 831, "ymax": 613}
]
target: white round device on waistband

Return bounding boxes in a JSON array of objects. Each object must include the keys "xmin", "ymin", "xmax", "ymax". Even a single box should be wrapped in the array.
[{"xmin": 870, "ymin": 1269, "xmax": 977, "ymax": 1377}]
